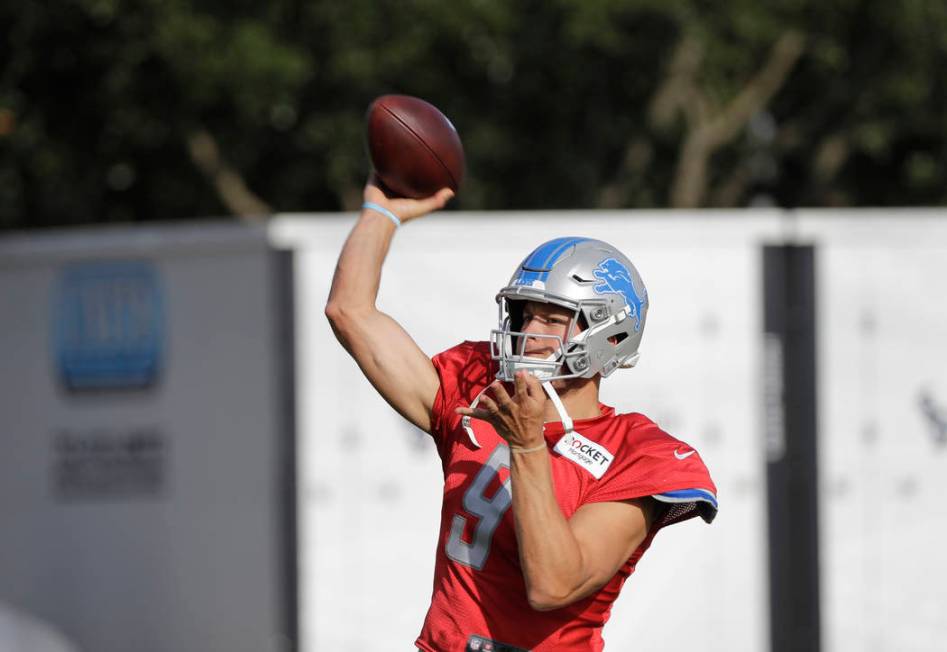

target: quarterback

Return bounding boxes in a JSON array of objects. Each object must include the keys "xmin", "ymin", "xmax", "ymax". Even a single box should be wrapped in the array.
[{"xmin": 325, "ymin": 177, "xmax": 717, "ymax": 652}]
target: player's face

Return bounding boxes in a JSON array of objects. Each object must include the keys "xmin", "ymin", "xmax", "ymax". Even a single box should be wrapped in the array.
[{"xmin": 519, "ymin": 301, "xmax": 582, "ymax": 358}]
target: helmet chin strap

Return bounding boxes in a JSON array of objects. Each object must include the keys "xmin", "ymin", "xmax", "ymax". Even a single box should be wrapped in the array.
[
  {"xmin": 463, "ymin": 355, "xmax": 575, "ymax": 448},
  {"xmin": 461, "ymin": 389, "xmax": 487, "ymax": 448},
  {"xmin": 540, "ymin": 380, "xmax": 574, "ymax": 434}
]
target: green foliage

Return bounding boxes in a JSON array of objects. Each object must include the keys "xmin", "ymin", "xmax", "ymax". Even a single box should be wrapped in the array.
[{"xmin": 1, "ymin": 0, "xmax": 946, "ymax": 228}]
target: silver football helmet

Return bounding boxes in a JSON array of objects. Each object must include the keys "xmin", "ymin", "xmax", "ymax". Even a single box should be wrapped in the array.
[{"xmin": 492, "ymin": 237, "xmax": 648, "ymax": 382}]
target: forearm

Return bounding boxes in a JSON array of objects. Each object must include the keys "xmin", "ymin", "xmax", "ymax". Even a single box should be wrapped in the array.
[
  {"xmin": 326, "ymin": 179, "xmax": 452, "ymax": 317},
  {"xmin": 326, "ymin": 210, "xmax": 397, "ymax": 314},
  {"xmin": 510, "ymin": 449, "xmax": 589, "ymax": 610}
]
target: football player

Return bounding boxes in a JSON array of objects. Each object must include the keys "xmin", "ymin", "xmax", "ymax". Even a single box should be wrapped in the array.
[{"xmin": 326, "ymin": 176, "xmax": 717, "ymax": 652}]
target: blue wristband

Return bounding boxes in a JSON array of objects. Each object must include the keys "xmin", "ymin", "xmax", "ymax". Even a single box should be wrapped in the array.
[{"xmin": 361, "ymin": 202, "xmax": 401, "ymax": 227}]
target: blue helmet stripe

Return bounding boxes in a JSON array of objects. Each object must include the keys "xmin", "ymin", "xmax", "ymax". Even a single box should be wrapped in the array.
[
  {"xmin": 515, "ymin": 237, "xmax": 590, "ymax": 285},
  {"xmin": 523, "ymin": 237, "xmax": 574, "ymax": 270},
  {"xmin": 542, "ymin": 237, "xmax": 589, "ymax": 269}
]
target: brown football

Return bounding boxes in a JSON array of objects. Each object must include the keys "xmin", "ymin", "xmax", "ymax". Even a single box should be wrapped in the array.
[{"xmin": 366, "ymin": 95, "xmax": 465, "ymax": 198}]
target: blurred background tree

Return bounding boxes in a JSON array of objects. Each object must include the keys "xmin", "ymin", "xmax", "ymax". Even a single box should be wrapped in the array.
[{"xmin": 1, "ymin": 0, "xmax": 946, "ymax": 229}]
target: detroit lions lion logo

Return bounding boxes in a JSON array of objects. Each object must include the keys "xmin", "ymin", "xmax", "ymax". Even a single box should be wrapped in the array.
[{"xmin": 592, "ymin": 258, "xmax": 646, "ymax": 332}]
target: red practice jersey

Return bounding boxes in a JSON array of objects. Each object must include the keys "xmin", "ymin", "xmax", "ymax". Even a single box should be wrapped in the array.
[{"xmin": 415, "ymin": 342, "xmax": 717, "ymax": 652}]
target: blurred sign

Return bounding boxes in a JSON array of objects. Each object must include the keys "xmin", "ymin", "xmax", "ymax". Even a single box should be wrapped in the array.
[
  {"xmin": 53, "ymin": 427, "xmax": 167, "ymax": 500},
  {"xmin": 52, "ymin": 261, "xmax": 164, "ymax": 391},
  {"xmin": 0, "ymin": 227, "xmax": 293, "ymax": 652}
]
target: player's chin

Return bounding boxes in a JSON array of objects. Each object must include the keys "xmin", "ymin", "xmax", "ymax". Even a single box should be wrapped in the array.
[
  {"xmin": 549, "ymin": 377, "xmax": 567, "ymax": 389},
  {"xmin": 548, "ymin": 376, "xmax": 581, "ymax": 392}
]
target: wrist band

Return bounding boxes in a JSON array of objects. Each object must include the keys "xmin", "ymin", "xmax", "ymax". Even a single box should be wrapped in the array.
[
  {"xmin": 362, "ymin": 202, "xmax": 401, "ymax": 227},
  {"xmin": 510, "ymin": 442, "xmax": 547, "ymax": 454}
]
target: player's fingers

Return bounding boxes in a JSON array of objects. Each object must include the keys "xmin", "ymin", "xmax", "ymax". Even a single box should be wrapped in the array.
[
  {"xmin": 487, "ymin": 380, "xmax": 514, "ymax": 408},
  {"xmin": 413, "ymin": 188, "xmax": 454, "ymax": 215},
  {"xmin": 454, "ymin": 406, "xmax": 494, "ymax": 421},
  {"xmin": 514, "ymin": 371, "xmax": 529, "ymax": 399},
  {"xmin": 434, "ymin": 187, "xmax": 455, "ymax": 204},
  {"xmin": 478, "ymin": 394, "xmax": 500, "ymax": 414},
  {"xmin": 523, "ymin": 372, "xmax": 544, "ymax": 400}
]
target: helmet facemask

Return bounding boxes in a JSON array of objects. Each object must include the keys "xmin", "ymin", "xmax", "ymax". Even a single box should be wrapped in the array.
[{"xmin": 491, "ymin": 296, "xmax": 619, "ymax": 382}]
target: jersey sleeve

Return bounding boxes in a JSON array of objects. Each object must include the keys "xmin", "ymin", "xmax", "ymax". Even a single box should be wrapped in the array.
[
  {"xmin": 429, "ymin": 341, "xmax": 494, "ymax": 450},
  {"xmin": 583, "ymin": 419, "xmax": 718, "ymax": 528}
]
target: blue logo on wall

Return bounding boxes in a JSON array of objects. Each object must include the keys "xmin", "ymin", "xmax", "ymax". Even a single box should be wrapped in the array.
[
  {"xmin": 592, "ymin": 258, "xmax": 646, "ymax": 332},
  {"xmin": 53, "ymin": 261, "xmax": 165, "ymax": 391}
]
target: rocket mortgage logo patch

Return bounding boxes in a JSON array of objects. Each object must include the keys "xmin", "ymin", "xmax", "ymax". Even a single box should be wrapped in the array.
[{"xmin": 553, "ymin": 431, "xmax": 614, "ymax": 479}]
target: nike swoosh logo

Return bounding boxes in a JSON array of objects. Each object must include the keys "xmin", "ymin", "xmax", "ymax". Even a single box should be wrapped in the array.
[{"xmin": 674, "ymin": 448, "xmax": 696, "ymax": 460}]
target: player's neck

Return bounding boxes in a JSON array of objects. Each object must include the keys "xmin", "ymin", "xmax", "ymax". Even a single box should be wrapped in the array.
[{"xmin": 543, "ymin": 376, "xmax": 602, "ymax": 423}]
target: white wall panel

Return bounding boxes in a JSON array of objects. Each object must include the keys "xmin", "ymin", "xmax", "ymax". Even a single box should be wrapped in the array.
[
  {"xmin": 275, "ymin": 212, "xmax": 780, "ymax": 652},
  {"xmin": 796, "ymin": 213, "xmax": 947, "ymax": 652}
]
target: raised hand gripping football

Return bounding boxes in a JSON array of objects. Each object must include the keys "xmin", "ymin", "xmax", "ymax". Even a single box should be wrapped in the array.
[{"xmin": 364, "ymin": 173, "xmax": 454, "ymax": 225}]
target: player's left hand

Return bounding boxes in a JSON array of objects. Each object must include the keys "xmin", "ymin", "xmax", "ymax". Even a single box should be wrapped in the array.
[{"xmin": 455, "ymin": 371, "xmax": 546, "ymax": 449}]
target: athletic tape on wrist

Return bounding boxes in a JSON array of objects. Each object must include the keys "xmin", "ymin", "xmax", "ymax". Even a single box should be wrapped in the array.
[{"xmin": 362, "ymin": 202, "xmax": 401, "ymax": 227}]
